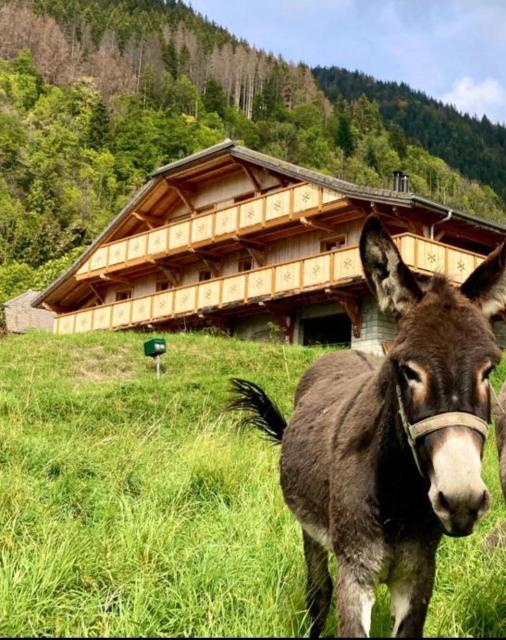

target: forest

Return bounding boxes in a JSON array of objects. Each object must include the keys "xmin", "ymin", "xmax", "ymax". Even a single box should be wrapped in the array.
[
  {"xmin": 313, "ymin": 66, "xmax": 506, "ymax": 202},
  {"xmin": 1, "ymin": 0, "xmax": 506, "ymax": 309}
]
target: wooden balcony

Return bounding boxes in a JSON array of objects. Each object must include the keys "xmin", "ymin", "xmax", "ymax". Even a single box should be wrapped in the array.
[
  {"xmin": 54, "ymin": 234, "xmax": 484, "ymax": 335},
  {"xmin": 75, "ymin": 183, "xmax": 345, "ymax": 279}
]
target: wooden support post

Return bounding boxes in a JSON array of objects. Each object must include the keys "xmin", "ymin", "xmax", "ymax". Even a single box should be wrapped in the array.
[
  {"xmin": 272, "ymin": 312, "xmax": 295, "ymax": 344},
  {"xmin": 132, "ymin": 211, "xmax": 159, "ymax": 229},
  {"xmin": 88, "ymin": 283, "xmax": 104, "ymax": 305},
  {"xmin": 300, "ymin": 216, "xmax": 336, "ymax": 233},
  {"xmin": 234, "ymin": 160, "xmax": 262, "ymax": 193},
  {"xmin": 325, "ymin": 288, "xmax": 362, "ymax": 338}
]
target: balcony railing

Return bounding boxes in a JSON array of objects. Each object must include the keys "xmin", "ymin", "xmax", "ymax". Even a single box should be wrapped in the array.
[
  {"xmin": 75, "ymin": 182, "xmax": 345, "ymax": 279},
  {"xmin": 54, "ymin": 234, "xmax": 484, "ymax": 335}
]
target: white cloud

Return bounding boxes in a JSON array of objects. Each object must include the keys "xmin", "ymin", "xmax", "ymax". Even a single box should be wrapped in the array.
[{"xmin": 440, "ymin": 76, "xmax": 506, "ymax": 124}]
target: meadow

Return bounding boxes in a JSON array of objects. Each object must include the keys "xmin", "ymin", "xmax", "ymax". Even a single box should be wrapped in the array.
[{"xmin": 0, "ymin": 330, "xmax": 504, "ymax": 637}]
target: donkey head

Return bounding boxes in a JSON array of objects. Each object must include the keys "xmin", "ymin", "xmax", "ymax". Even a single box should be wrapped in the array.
[{"xmin": 360, "ymin": 215, "xmax": 505, "ymax": 537}]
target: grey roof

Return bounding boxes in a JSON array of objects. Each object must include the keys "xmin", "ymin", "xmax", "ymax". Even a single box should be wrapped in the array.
[
  {"xmin": 32, "ymin": 140, "xmax": 506, "ymax": 309},
  {"xmin": 4, "ymin": 289, "xmax": 40, "ymax": 306}
]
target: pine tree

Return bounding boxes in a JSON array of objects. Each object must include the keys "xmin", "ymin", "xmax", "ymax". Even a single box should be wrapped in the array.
[{"xmin": 203, "ymin": 77, "xmax": 227, "ymax": 117}]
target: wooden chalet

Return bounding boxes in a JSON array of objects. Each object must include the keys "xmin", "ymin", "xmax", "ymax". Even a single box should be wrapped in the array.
[{"xmin": 32, "ymin": 140, "xmax": 506, "ymax": 354}]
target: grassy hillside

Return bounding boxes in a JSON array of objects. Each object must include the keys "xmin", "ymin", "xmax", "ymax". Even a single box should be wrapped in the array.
[{"xmin": 0, "ymin": 331, "xmax": 504, "ymax": 636}]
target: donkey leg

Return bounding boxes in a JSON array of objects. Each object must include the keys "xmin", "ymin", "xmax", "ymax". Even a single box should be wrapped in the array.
[
  {"xmin": 388, "ymin": 550, "xmax": 436, "ymax": 638},
  {"xmin": 302, "ymin": 530, "xmax": 333, "ymax": 638},
  {"xmin": 335, "ymin": 562, "xmax": 375, "ymax": 637}
]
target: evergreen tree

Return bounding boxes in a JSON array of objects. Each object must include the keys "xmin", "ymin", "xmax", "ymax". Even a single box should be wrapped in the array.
[
  {"xmin": 336, "ymin": 113, "xmax": 355, "ymax": 157},
  {"xmin": 203, "ymin": 77, "xmax": 227, "ymax": 117},
  {"xmin": 87, "ymin": 99, "xmax": 110, "ymax": 149}
]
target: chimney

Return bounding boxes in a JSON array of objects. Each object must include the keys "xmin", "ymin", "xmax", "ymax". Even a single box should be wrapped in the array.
[
  {"xmin": 392, "ymin": 171, "xmax": 409, "ymax": 192},
  {"xmin": 392, "ymin": 170, "xmax": 402, "ymax": 191}
]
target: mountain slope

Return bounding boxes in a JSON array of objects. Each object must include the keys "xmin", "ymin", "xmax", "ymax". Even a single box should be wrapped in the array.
[
  {"xmin": 1, "ymin": 0, "xmax": 506, "ymax": 309},
  {"xmin": 313, "ymin": 66, "xmax": 506, "ymax": 201}
]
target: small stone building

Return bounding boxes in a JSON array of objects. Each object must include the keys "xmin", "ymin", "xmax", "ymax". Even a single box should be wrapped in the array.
[{"xmin": 4, "ymin": 290, "xmax": 54, "ymax": 333}]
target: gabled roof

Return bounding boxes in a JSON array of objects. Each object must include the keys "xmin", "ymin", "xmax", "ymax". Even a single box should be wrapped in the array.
[
  {"xmin": 32, "ymin": 139, "xmax": 506, "ymax": 309},
  {"xmin": 4, "ymin": 289, "xmax": 40, "ymax": 306}
]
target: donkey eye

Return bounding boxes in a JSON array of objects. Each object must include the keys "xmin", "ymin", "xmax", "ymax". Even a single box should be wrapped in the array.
[
  {"xmin": 400, "ymin": 364, "xmax": 422, "ymax": 385},
  {"xmin": 482, "ymin": 365, "xmax": 495, "ymax": 382}
]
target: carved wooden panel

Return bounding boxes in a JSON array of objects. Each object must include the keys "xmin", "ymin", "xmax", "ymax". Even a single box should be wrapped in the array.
[
  {"xmin": 92, "ymin": 306, "xmax": 111, "ymax": 330},
  {"xmin": 169, "ymin": 221, "xmax": 190, "ymax": 249},
  {"xmin": 265, "ymin": 190, "xmax": 291, "ymax": 221},
  {"xmin": 152, "ymin": 291, "xmax": 173, "ymax": 319},
  {"xmin": 112, "ymin": 301, "xmax": 131, "ymax": 327},
  {"xmin": 216, "ymin": 206, "xmax": 238, "ymax": 236},
  {"xmin": 274, "ymin": 262, "xmax": 301, "ymax": 293},
  {"xmin": 147, "ymin": 229, "xmax": 169, "ymax": 256},
  {"xmin": 303, "ymin": 255, "xmax": 331, "ymax": 288},
  {"xmin": 239, "ymin": 199, "xmax": 263, "ymax": 228},
  {"xmin": 247, "ymin": 268, "xmax": 272, "ymax": 298},
  {"xmin": 108, "ymin": 240, "xmax": 128, "ymax": 266},
  {"xmin": 56, "ymin": 314, "xmax": 75, "ymax": 335},
  {"xmin": 174, "ymin": 286, "xmax": 197, "ymax": 314},
  {"xmin": 416, "ymin": 239, "xmax": 446, "ymax": 274},
  {"xmin": 131, "ymin": 297, "xmax": 152, "ymax": 323},
  {"xmin": 396, "ymin": 235, "xmax": 416, "ymax": 268},
  {"xmin": 198, "ymin": 280, "xmax": 221, "ymax": 308},
  {"xmin": 191, "ymin": 213, "xmax": 214, "ymax": 244},
  {"xmin": 127, "ymin": 235, "xmax": 147, "ymax": 261},
  {"xmin": 293, "ymin": 184, "xmax": 319, "ymax": 212},
  {"xmin": 221, "ymin": 275, "xmax": 246, "ymax": 304},
  {"xmin": 334, "ymin": 248, "xmax": 361, "ymax": 281},
  {"xmin": 74, "ymin": 309, "xmax": 93, "ymax": 333},
  {"xmin": 447, "ymin": 249, "xmax": 475, "ymax": 283},
  {"xmin": 322, "ymin": 188, "xmax": 342, "ymax": 204},
  {"xmin": 90, "ymin": 247, "xmax": 108, "ymax": 271}
]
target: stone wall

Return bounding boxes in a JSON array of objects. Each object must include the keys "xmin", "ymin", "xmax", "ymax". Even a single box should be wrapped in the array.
[
  {"xmin": 4, "ymin": 291, "xmax": 54, "ymax": 333},
  {"xmin": 351, "ymin": 297, "xmax": 396, "ymax": 356}
]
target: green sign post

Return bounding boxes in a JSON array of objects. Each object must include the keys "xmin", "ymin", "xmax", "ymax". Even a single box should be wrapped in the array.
[{"xmin": 144, "ymin": 338, "xmax": 166, "ymax": 379}]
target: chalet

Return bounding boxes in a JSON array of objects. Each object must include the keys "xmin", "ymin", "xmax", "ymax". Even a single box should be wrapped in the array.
[{"xmin": 32, "ymin": 140, "xmax": 506, "ymax": 355}]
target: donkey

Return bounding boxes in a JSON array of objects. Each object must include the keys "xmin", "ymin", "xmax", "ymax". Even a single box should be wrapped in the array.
[{"xmin": 229, "ymin": 215, "xmax": 506, "ymax": 637}]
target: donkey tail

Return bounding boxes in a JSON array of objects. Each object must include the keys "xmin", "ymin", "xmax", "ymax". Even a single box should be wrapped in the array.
[{"xmin": 227, "ymin": 378, "xmax": 287, "ymax": 443}]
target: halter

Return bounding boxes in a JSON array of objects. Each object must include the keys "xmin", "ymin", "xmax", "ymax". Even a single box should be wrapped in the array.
[{"xmin": 395, "ymin": 384, "xmax": 489, "ymax": 477}]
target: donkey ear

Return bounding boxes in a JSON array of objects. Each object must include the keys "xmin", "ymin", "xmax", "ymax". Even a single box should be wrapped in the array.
[
  {"xmin": 460, "ymin": 242, "xmax": 506, "ymax": 318},
  {"xmin": 359, "ymin": 215, "xmax": 422, "ymax": 317}
]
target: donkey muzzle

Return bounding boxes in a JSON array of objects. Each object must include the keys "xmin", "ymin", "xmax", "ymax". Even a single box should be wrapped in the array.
[{"xmin": 419, "ymin": 417, "xmax": 490, "ymax": 537}]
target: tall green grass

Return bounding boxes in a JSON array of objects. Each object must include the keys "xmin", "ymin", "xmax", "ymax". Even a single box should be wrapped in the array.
[{"xmin": 0, "ymin": 331, "xmax": 503, "ymax": 636}]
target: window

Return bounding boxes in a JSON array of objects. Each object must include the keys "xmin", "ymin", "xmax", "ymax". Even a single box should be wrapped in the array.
[
  {"xmin": 320, "ymin": 235, "xmax": 347, "ymax": 253},
  {"xmin": 156, "ymin": 280, "xmax": 172, "ymax": 292},
  {"xmin": 238, "ymin": 258, "xmax": 252, "ymax": 272},
  {"xmin": 199, "ymin": 270, "xmax": 212, "ymax": 282},
  {"xmin": 115, "ymin": 289, "xmax": 132, "ymax": 302}
]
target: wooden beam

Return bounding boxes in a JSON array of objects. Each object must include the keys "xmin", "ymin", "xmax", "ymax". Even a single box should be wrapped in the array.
[
  {"xmin": 132, "ymin": 211, "xmax": 158, "ymax": 229},
  {"xmin": 42, "ymin": 301, "xmax": 68, "ymax": 314},
  {"xmin": 232, "ymin": 236, "xmax": 266, "ymax": 250},
  {"xmin": 300, "ymin": 216, "xmax": 336, "ymax": 233},
  {"xmin": 234, "ymin": 160, "xmax": 262, "ymax": 192},
  {"xmin": 167, "ymin": 180, "xmax": 196, "ymax": 215},
  {"xmin": 147, "ymin": 258, "xmax": 182, "ymax": 286},
  {"xmin": 99, "ymin": 273, "xmax": 132, "ymax": 286},
  {"xmin": 88, "ymin": 283, "xmax": 104, "ymax": 304},
  {"xmin": 247, "ymin": 247, "xmax": 266, "ymax": 267}
]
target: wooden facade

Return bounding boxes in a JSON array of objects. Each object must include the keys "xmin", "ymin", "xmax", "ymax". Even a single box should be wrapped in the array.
[{"xmin": 33, "ymin": 141, "xmax": 506, "ymax": 349}]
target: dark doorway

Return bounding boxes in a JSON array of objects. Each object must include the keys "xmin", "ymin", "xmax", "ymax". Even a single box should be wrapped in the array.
[{"xmin": 302, "ymin": 313, "xmax": 351, "ymax": 347}]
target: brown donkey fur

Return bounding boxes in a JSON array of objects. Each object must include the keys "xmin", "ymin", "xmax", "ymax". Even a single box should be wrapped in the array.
[{"xmin": 230, "ymin": 215, "xmax": 506, "ymax": 637}]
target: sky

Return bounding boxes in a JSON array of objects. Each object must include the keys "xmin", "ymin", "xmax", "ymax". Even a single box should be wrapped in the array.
[{"xmin": 188, "ymin": 0, "xmax": 506, "ymax": 125}]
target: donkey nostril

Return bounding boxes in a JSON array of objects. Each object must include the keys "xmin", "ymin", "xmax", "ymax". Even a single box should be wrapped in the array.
[
  {"xmin": 437, "ymin": 490, "xmax": 452, "ymax": 513},
  {"xmin": 478, "ymin": 490, "xmax": 490, "ymax": 513}
]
